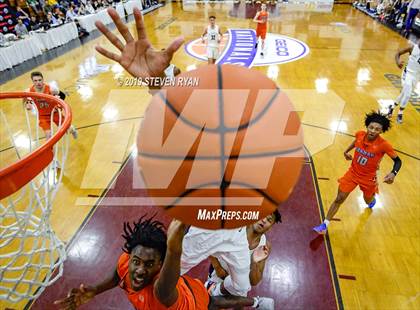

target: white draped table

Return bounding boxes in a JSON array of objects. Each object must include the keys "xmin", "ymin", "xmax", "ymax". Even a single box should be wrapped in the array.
[
  {"xmin": 32, "ymin": 22, "xmax": 78, "ymax": 51},
  {"xmin": 77, "ymin": 3, "xmax": 126, "ymax": 32},
  {"xmin": 123, "ymin": 0, "xmax": 143, "ymax": 15},
  {"xmin": 0, "ymin": 36, "xmax": 42, "ymax": 71}
]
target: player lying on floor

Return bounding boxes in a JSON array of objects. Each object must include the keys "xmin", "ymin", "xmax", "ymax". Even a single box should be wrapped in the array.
[
  {"xmin": 181, "ymin": 211, "xmax": 279, "ymax": 304},
  {"xmin": 54, "ymin": 216, "xmax": 274, "ymax": 309},
  {"xmin": 206, "ymin": 211, "xmax": 279, "ymax": 292}
]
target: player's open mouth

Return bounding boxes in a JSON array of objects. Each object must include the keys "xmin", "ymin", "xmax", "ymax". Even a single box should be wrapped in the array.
[{"xmin": 132, "ymin": 277, "xmax": 145, "ymax": 287}]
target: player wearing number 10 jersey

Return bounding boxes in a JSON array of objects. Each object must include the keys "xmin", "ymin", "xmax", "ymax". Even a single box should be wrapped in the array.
[{"xmin": 313, "ymin": 112, "xmax": 402, "ymax": 234}]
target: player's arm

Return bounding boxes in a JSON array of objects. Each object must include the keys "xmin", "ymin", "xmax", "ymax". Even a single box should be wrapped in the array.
[
  {"xmin": 54, "ymin": 269, "xmax": 120, "ymax": 309},
  {"xmin": 253, "ymin": 12, "xmax": 262, "ymax": 23},
  {"xmin": 249, "ymin": 241, "xmax": 271, "ymax": 286},
  {"xmin": 202, "ymin": 27, "xmax": 208, "ymax": 43},
  {"xmin": 395, "ymin": 46, "xmax": 414, "ymax": 69},
  {"xmin": 153, "ymin": 220, "xmax": 186, "ymax": 307},
  {"xmin": 209, "ymin": 255, "xmax": 228, "ymax": 279},
  {"xmin": 218, "ymin": 28, "xmax": 223, "ymax": 43},
  {"xmin": 343, "ymin": 140, "xmax": 356, "ymax": 160},
  {"xmin": 383, "ymin": 143, "xmax": 402, "ymax": 184}
]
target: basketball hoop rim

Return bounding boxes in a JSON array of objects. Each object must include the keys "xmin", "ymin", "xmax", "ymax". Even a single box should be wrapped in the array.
[{"xmin": 0, "ymin": 92, "xmax": 72, "ymax": 199}]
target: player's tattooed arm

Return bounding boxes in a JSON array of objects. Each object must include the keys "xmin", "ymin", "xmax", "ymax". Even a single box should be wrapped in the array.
[
  {"xmin": 343, "ymin": 140, "xmax": 356, "ymax": 161},
  {"xmin": 395, "ymin": 46, "xmax": 414, "ymax": 69},
  {"xmin": 154, "ymin": 220, "xmax": 187, "ymax": 307}
]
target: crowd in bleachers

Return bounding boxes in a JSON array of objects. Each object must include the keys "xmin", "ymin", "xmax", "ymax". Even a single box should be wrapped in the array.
[
  {"xmin": 353, "ymin": 0, "xmax": 420, "ymax": 35},
  {"xmin": 8, "ymin": 0, "xmax": 158, "ymax": 37}
]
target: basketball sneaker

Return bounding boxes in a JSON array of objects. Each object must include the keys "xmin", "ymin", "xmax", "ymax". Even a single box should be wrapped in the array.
[
  {"xmin": 397, "ymin": 114, "xmax": 403, "ymax": 124},
  {"xmin": 367, "ymin": 197, "xmax": 376, "ymax": 209},
  {"xmin": 253, "ymin": 296, "xmax": 275, "ymax": 309},
  {"xmin": 387, "ymin": 104, "xmax": 395, "ymax": 118},
  {"xmin": 313, "ymin": 223, "xmax": 327, "ymax": 234}
]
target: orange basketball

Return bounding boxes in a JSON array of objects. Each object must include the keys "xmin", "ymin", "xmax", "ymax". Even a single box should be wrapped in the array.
[{"xmin": 137, "ymin": 64, "xmax": 304, "ymax": 229}]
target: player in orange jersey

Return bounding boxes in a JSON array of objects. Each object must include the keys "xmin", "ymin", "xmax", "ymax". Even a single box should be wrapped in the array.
[
  {"xmin": 25, "ymin": 71, "xmax": 77, "ymax": 139},
  {"xmin": 253, "ymin": 3, "xmax": 269, "ymax": 57},
  {"xmin": 54, "ymin": 217, "xmax": 276, "ymax": 310},
  {"xmin": 313, "ymin": 112, "xmax": 402, "ymax": 234}
]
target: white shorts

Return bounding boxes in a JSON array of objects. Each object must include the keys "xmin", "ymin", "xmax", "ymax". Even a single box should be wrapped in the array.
[
  {"xmin": 207, "ymin": 46, "xmax": 219, "ymax": 60},
  {"xmin": 181, "ymin": 227, "xmax": 251, "ymax": 296},
  {"xmin": 401, "ymin": 68, "xmax": 419, "ymax": 87}
]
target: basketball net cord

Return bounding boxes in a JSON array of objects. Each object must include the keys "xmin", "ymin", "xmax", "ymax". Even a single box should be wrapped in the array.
[{"xmin": 0, "ymin": 104, "xmax": 69, "ymax": 302}]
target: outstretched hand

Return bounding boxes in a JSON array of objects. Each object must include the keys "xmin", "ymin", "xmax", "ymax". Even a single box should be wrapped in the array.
[
  {"xmin": 252, "ymin": 244, "xmax": 271, "ymax": 263},
  {"xmin": 54, "ymin": 284, "xmax": 97, "ymax": 310},
  {"xmin": 95, "ymin": 7, "xmax": 184, "ymax": 79}
]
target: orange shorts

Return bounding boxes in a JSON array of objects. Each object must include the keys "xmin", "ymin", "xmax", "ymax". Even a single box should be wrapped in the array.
[
  {"xmin": 338, "ymin": 169, "xmax": 378, "ymax": 198},
  {"xmin": 256, "ymin": 28, "xmax": 267, "ymax": 39},
  {"xmin": 39, "ymin": 114, "xmax": 60, "ymax": 131}
]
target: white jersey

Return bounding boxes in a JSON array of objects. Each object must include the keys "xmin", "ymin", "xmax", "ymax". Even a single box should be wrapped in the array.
[
  {"xmin": 208, "ymin": 234, "xmax": 266, "ymax": 284},
  {"xmin": 206, "ymin": 25, "xmax": 220, "ymax": 48},
  {"xmin": 406, "ymin": 44, "xmax": 420, "ymax": 74}
]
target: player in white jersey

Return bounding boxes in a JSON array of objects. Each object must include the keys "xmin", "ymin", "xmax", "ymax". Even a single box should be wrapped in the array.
[
  {"xmin": 201, "ymin": 15, "xmax": 223, "ymax": 64},
  {"xmin": 388, "ymin": 42, "xmax": 420, "ymax": 124},
  {"xmin": 206, "ymin": 212, "xmax": 278, "ymax": 290},
  {"xmin": 181, "ymin": 211, "xmax": 280, "ymax": 305}
]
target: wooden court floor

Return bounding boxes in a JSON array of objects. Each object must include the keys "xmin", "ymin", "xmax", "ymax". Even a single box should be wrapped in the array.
[{"xmin": 0, "ymin": 2, "xmax": 419, "ymax": 309}]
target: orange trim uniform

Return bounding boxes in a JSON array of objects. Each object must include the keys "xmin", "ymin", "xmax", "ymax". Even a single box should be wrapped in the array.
[
  {"xmin": 256, "ymin": 11, "xmax": 268, "ymax": 39},
  {"xmin": 338, "ymin": 131, "xmax": 397, "ymax": 197},
  {"xmin": 28, "ymin": 85, "xmax": 60, "ymax": 131},
  {"xmin": 117, "ymin": 253, "xmax": 209, "ymax": 310}
]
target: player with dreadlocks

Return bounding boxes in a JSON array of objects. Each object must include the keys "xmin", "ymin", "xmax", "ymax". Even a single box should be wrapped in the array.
[
  {"xmin": 54, "ymin": 216, "xmax": 276, "ymax": 309},
  {"xmin": 313, "ymin": 112, "xmax": 402, "ymax": 234}
]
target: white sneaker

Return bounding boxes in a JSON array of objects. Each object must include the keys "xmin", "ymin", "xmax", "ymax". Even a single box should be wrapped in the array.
[{"xmin": 253, "ymin": 296, "xmax": 275, "ymax": 310}]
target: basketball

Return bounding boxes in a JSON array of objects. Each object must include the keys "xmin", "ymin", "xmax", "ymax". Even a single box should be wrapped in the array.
[{"xmin": 137, "ymin": 64, "xmax": 304, "ymax": 229}]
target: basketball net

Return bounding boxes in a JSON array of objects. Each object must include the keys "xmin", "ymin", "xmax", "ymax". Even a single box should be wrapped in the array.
[{"xmin": 0, "ymin": 93, "xmax": 70, "ymax": 302}]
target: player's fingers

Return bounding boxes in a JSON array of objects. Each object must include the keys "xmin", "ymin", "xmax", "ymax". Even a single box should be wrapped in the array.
[
  {"xmin": 164, "ymin": 37, "xmax": 185, "ymax": 60},
  {"xmin": 96, "ymin": 45, "xmax": 122, "ymax": 63},
  {"xmin": 95, "ymin": 20, "xmax": 125, "ymax": 51},
  {"xmin": 107, "ymin": 7, "xmax": 134, "ymax": 43},
  {"xmin": 134, "ymin": 7, "xmax": 147, "ymax": 40}
]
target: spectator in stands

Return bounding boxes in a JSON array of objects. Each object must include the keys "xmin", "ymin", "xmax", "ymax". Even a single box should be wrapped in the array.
[
  {"xmin": 85, "ymin": 1, "xmax": 95, "ymax": 13},
  {"xmin": 15, "ymin": 19, "xmax": 29, "ymax": 37},
  {"xmin": 405, "ymin": 0, "xmax": 420, "ymax": 33},
  {"xmin": 53, "ymin": 6, "xmax": 65, "ymax": 23},
  {"xmin": 27, "ymin": 0, "xmax": 41, "ymax": 13},
  {"xmin": 15, "ymin": 6, "xmax": 30, "ymax": 27},
  {"xmin": 92, "ymin": 0, "xmax": 100, "ymax": 10},
  {"xmin": 66, "ymin": 5, "xmax": 78, "ymax": 21},
  {"xmin": 46, "ymin": 11, "xmax": 60, "ymax": 26},
  {"xmin": 77, "ymin": 3, "xmax": 87, "ymax": 15},
  {"xmin": 28, "ymin": 15, "xmax": 42, "ymax": 31},
  {"xmin": 74, "ymin": 18, "xmax": 89, "ymax": 37}
]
